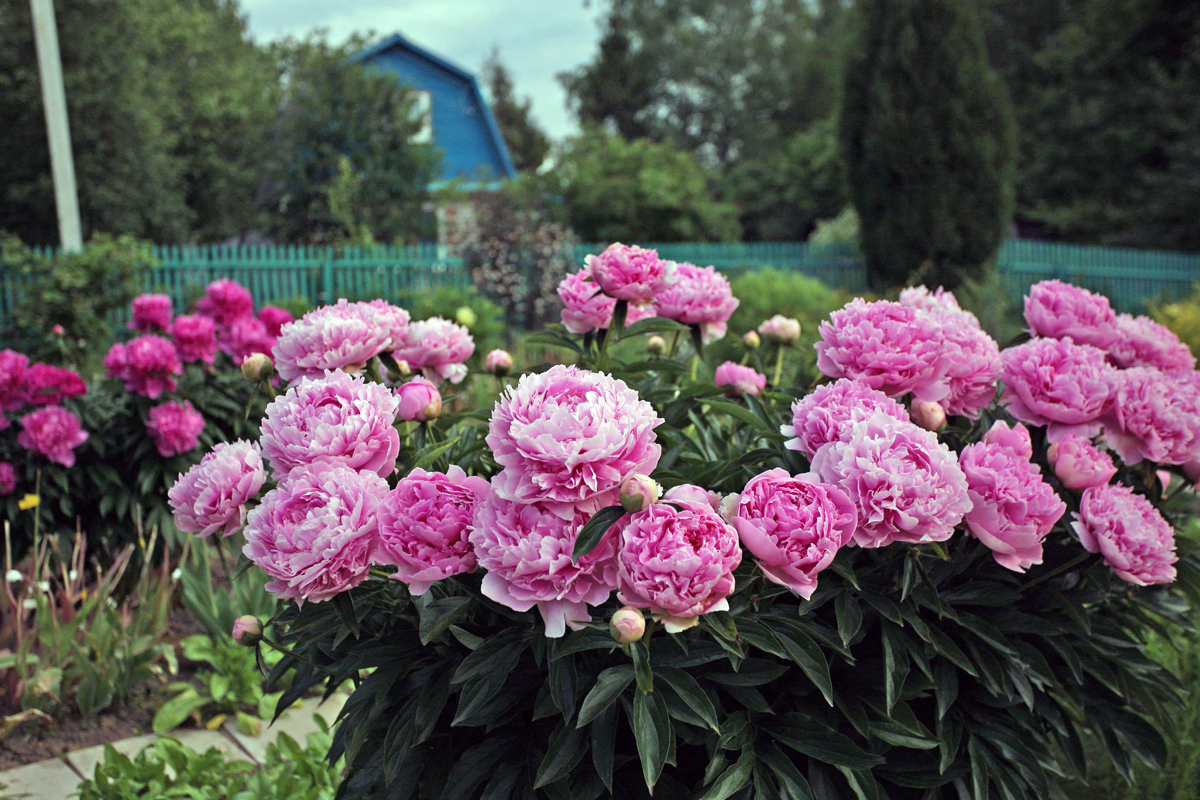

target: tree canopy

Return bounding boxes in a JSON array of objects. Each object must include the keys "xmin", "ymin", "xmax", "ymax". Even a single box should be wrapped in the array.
[{"xmin": 482, "ymin": 49, "xmax": 551, "ymax": 173}]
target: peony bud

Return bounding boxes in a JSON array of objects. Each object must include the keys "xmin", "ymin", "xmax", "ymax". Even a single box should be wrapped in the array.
[
  {"xmin": 620, "ymin": 473, "xmax": 660, "ymax": 513},
  {"xmin": 742, "ymin": 330, "xmax": 761, "ymax": 349},
  {"xmin": 485, "ymin": 349, "xmax": 513, "ymax": 377},
  {"xmin": 646, "ymin": 335, "xmax": 667, "ymax": 356},
  {"xmin": 394, "ymin": 359, "xmax": 412, "ymax": 377},
  {"xmin": 455, "ymin": 306, "xmax": 478, "ymax": 327},
  {"xmin": 610, "ymin": 606, "xmax": 645, "ymax": 644},
  {"xmin": 909, "ymin": 399, "xmax": 946, "ymax": 431},
  {"xmin": 396, "ymin": 377, "xmax": 442, "ymax": 422},
  {"xmin": 52, "ymin": 324, "xmax": 65, "ymax": 335},
  {"xmin": 232, "ymin": 615, "xmax": 263, "ymax": 646},
  {"xmin": 241, "ymin": 353, "xmax": 273, "ymax": 381},
  {"xmin": 757, "ymin": 315, "xmax": 802, "ymax": 344}
]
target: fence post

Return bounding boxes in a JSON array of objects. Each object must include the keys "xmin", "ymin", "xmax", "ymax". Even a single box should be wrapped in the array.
[{"xmin": 321, "ymin": 254, "xmax": 334, "ymax": 305}]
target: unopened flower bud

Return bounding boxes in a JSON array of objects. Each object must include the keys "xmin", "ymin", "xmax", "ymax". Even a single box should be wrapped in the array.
[
  {"xmin": 742, "ymin": 330, "xmax": 761, "ymax": 349},
  {"xmin": 909, "ymin": 399, "xmax": 946, "ymax": 432},
  {"xmin": 394, "ymin": 359, "xmax": 412, "ymax": 377},
  {"xmin": 52, "ymin": 324, "xmax": 65, "ymax": 335},
  {"xmin": 646, "ymin": 335, "xmax": 667, "ymax": 356},
  {"xmin": 485, "ymin": 349, "xmax": 513, "ymax": 377},
  {"xmin": 232, "ymin": 615, "xmax": 263, "ymax": 646},
  {"xmin": 619, "ymin": 473, "xmax": 660, "ymax": 514},
  {"xmin": 757, "ymin": 315, "xmax": 801, "ymax": 344},
  {"xmin": 241, "ymin": 353, "xmax": 273, "ymax": 381},
  {"xmin": 610, "ymin": 606, "xmax": 645, "ymax": 644},
  {"xmin": 455, "ymin": 306, "xmax": 478, "ymax": 327},
  {"xmin": 396, "ymin": 378, "xmax": 442, "ymax": 422}
]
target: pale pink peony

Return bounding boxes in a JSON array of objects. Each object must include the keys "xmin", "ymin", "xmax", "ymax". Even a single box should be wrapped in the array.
[
  {"xmin": 0, "ymin": 461, "xmax": 15, "ymax": 495},
  {"xmin": 815, "ymin": 299, "xmax": 951, "ymax": 401},
  {"xmin": 376, "ymin": 466, "xmax": 492, "ymax": 595},
  {"xmin": 758, "ymin": 315, "xmax": 802, "ymax": 343},
  {"xmin": 1102, "ymin": 367, "xmax": 1200, "ymax": 466},
  {"xmin": 168, "ymin": 440, "xmax": 265, "ymax": 537},
  {"xmin": 1048, "ymin": 433, "xmax": 1117, "ymax": 491},
  {"xmin": 910, "ymin": 399, "xmax": 946, "ymax": 431},
  {"xmin": 1023, "ymin": 280, "xmax": 1118, "ymax": 348},
  {"xmin": 219, "ymin": 316, "xmax": 276, "ymax": 366},
  {"xmin": 260, "ymin": 370, "xmax": 400, "ymax": 481},
  {"xmin": 243, "ymin": 462, "xmax": 389, "ymax": 603},
  {"xmin": 1072, "ymin": 483, "xmax": 1177, "ymax": 585},
  {"xmin": 558, "ymin": 268, "xmax": 617, "ymax": 334},
  {"xmin": 487, "ymin": 365, "xmax": 663, "ymax": 514},
  {"xmin": 485, "ymin": 349, "xmax": 513, "ymax": 376},
  {"xmin": 714, "ymin": 361, "xmax": 766, "ymax": 397},
  {"xmin": 1106, "ymin": 314, "xmax": 1196, "ymax": 372},
  {"xmin": 146, "ymin": 400, "xmax": 206, "ymax": 458},
  {"xmin": 257, "ymin": 305, "xmax": 295, "ymax": 338},
  {"xmin": 999, "ymin": 337, "xmax": 1115, "ymax": 442},
  {"xmin": 781, "ymin": 378, "xmax": 910, "ymax": 457},
  {"xmin": 586, "ymin": 243, "xmax": 675, "ymax": 305},
  {"xmin": 395, "ymin": 377, "xmax": 442, "ymax": 422},
  {"xmin": 811, "ymin": 413, "xmax": 971, "ymax": 548},
  {"xmin": 959, "ymin": 423, "xmax": 1066, "ymax": 572},
  {"xmin": 469, "ymin": 495, "xmax": 619, "ymax": 637},
  {"xmin": 663, "ymin": 483, "xmax": 721, "ymax": 511},
  {"xmin": 273, "ymin": 299, "xmax": 396, "ymax": 383},
  {"xmin": 17, "ymin": 406, "xmax": 88, "ymax": 467},
  {"xmin": 654, "ymin": 262, "xmax": 738, "ymax": 342},
  {"xmin": 128, "ymin": 293, "xmax": 173, "ymax": 333},
  {"xmin": 0, "ymin": 350, "xmax": 29, "ymax": 411},
  {"xmin": 170, "ymin": 314, "xmax": 218, "ymax": 364},
  {"xmin": 103, "ymin": 335, "xmax": 183, "ymax": 399},
  {"xmin": 728, "ymin": 469, "xmax": 856, "ymax": 599},
  {"xmin": 363, "ymin": 299, "xmax": 411, "ymax": 347},
  {"xmin": 391, "ymin": 317, "xmax": 475, "ymax": 385},
  {"xmin": 899, "ymin": 285, "xmax": 974, "ymax": 322},
  {"xmin": 21, "ymin": 364, "xmax": 86, "ymax": 407},
  {"xmin": 195, "ymin": 279, "xmax": 254, "ymax": 326},
  {"xmin": 615, "ymin": 490, "xmax": 742, "ymax": 632},
  {"xmin": 939, "ymin": 313, "xmax": 1002, "ymax": 419}
]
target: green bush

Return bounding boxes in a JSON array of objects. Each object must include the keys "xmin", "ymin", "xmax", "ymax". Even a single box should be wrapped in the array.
[
  {"xmin": 1151, "ymin": 286, "xmax": 1200, "ymax": 360},
  {"xmin": 405, "ymin": 286, "xmax": 508, "ymax": 362}
]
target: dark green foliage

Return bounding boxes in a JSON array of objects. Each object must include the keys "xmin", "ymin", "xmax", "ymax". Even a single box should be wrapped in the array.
[
  {"xmin": 840, "ymin": 0, "xmax": 1018, "ymax": 289},
  {"xmin": 482, "ymin": 50, "xmax": 551, "ymax": 173}
]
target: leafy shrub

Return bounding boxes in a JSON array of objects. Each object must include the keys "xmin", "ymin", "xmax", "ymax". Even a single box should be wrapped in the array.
[
  {"xmin": 153, "ymin": 633, "xmax": 281, "ymax": 735},
  {"xmin": 808, "ymin": 206, "xmax": 861, "ymax": 246},
  {"xmin": 1151, "ymin": 285, "xmax": 1200, "ymax": 359}
]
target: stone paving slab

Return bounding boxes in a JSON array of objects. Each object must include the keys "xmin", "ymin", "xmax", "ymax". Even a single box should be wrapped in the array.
[
  {"xmin": 65, "ymin": 733, "xmax": 160, "ymax": 782},
  {"xmin": 224, "ymin": 694, "xmax": 347, "ymax": 763},
  {"xmin": 0, "ymin": 757, "xmax": 82, "ymax": 800}
]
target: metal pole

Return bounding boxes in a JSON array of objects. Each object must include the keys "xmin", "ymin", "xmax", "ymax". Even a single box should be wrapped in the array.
[{"xmin": 29, "ymin": 0, "xmax": 82, "ymax": 252}]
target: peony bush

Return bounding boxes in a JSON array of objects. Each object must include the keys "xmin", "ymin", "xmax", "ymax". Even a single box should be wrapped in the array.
[{"xmin": 167, "ymin": 248, "xmax": 1200, "ymax": 800}]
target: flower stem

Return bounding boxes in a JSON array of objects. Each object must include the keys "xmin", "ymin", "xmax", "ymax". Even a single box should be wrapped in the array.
[
  {"xmin": 772, "ymin": 347, "xmax": 785, "ymax": 388},
  {"xmin": 260, "ymin": 635, "xmax": 336, "ymax": 676},
  {"xmin": 1022, "ymin": 551, "xmax": 1096, "ymax": 592}
]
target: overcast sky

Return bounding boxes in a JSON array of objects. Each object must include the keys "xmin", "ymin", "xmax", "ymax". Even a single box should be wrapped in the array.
[{"xmin": 237, "ymin": 0, "xmax": 604, "ymax": 140}]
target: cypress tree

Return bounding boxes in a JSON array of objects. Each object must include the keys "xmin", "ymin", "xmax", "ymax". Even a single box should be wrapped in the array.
[{"xmin": 839, "ymin": 0, "xmax": 1017, "ymax": 289}]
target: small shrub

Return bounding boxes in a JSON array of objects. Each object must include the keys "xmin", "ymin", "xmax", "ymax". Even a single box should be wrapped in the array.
[
  {"xmin": 1151, "ymin": 284, "xmax": 1200, "ymax": 359},
  {"xmin": 405, "ymin": 285, "xmax": 507, "ymax": 361},
  {"xmin": 808, "ymin": 206, "xmax": 861, "ymax": 246}
]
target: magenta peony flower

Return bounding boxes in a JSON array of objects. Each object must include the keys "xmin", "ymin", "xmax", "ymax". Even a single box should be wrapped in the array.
[
  {"xmin": 103, "ymin": 335, "xmax": 183, "ymax": 399},
  {"xmin": 146, "ymin": 400, "xmax": 206, "ymax": 458},
  {"xmin": 959, "ymin": 423, "xmax": 1066, "ymax": 572},
  {"xmin": 20, "ymin": 364, "xmax": 86, "ymax": 406},
  {"xmin": 171, "ymin": 314, "xmax": 218, "ymax": 364},
  {"xmin": 487, "ymin": 365, "xmax": 663, "ymax": 513},
  {"xmin": 243, "ymin": 462, "xmax": 388, "ymax": 603},
  {"xmin": 469, "ymin": 495, "xmax": 619, "ymax": 637},
  {"xmin": 395, "ymin": 377, "xmax": 442, "ymax": 422},
  {"xmin": 1049, "ymin": 433, "xmax": 1117, "ymax": 491},
  {"xmin": 273, "ymin": 299, "xmax": 395, "ymax": 382},
  {"xmin": 728, "ymin": 469, "xmax": 856, "ymax": 599},
  {"xmin": 1102, "ymin": 367, "xmax": 1200, "ymax": 465},
  {"xmin": 940, "ymin": 313, "xmax": 1002, "ymax": 419},
  {"xmin": 781, "ymin": 378, "xmax": 910, "ymax": 457},
  {"xmin": 257, "ymin": 305, "xmax": 295, "ymax": 338},
  {"xmin": 654, "ymin": 262, "xmax": 738, "ymax": 342},
  {"xmin": 17, "ymin": 406, "xmax": 88, "ymax": 467},
  {"xmin": 586, "ymin": 243, "xmax": 675, "ymax": 305},
  {"xmin": 811, "ymin": 413, "xmax": 971, "ymax": 548},
  {"xmin": 391, "ymin": 317, "xmax": 475, "ymax": 385},
  {"xmin": 219, "ymin": 316, "xmax": 276, "ymax": 366},
  {"xmin": 0, "ymin": 350, "xmax": 30, "ymax": 411},
  {"xmin": 1072, "ymin": 483, "xmax": 1177, "ymax": 585},
  {"xmin": 260, "ymin": 370, "xmax": 400, "ymax": 481},
  {"xmin": 615, "ymin": 490, "xmax": 742, "ymax": 632},
  {"xmin": 128, "ymin": 293, "xmax": 173, "ymax": 333},
  {"xmin": 815, "ymin": 299, "xmax": 951, "ymax": 401},
  {"xmin": 0, "ymin": 461, "xmax": 16, "ymax": 495},
  {"xmin": 982, "ymin": 420, "xmax": 1033, "ymax": 459},
  {"xmin": 1023, "ymin": 280, "xmax": 1118, "ymax": 348},
  {"xmin": 168, "ymin": 440, "xmax": 265, "ymax": 537},
  {"xmin": 195, "ymin": 279, "xmax": 253, "ymax": 326},
  {"xmin": 714, "ymin": 361, "xmax": 766, "ymax": 396},
  {"xmin": 376, "ymin": 466, "xmax": 491, "ymax": 595},
  {"xmin": 999, "ymin": 337, "xmax": 1115, "ymax": 442},
  {"xmin": 1106, "ymin": 313, "xmax": 1196, "ymax": 372}
]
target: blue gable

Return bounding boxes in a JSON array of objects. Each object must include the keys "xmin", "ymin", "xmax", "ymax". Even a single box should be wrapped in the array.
[{"xmin": 352, "ymin": 34, "xmax": 516, "ymax": 184}]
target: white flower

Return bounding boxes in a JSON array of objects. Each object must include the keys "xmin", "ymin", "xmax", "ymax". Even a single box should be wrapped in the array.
[
  {"xmin": 36, "ymin": 581, "xmax": 49, "ymax": 593},
  {"xmin": 68, "ymin": 570, "xmax": 78, "ymax": 582},
  {"xmin": 171, "ymin": 568, "xmax": 182, "ymax": 580},
  {"xmin": 22, "ymin": 598, "xmax": 37, "ymax": 610},
  {"xmin": 5, "ymin": 569, "xmax": 22, "ymax": 583}
]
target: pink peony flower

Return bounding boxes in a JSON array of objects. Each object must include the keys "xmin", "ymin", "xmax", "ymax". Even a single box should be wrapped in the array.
[
  {"xmin": 219, "ymin": 316, "xmax": 276, "ymax": 366},
  {"xmin": 17, "ymin": 406, "xmax": 88, "ymax": 467},
  {"xmin": 815, "ymin": 299, "xmax": 951, "ymax": 401},
  {"xmin": 1102, "ymin": 367, "xmax": 1200, "ymax": 466},
  {"xmin": 170, "ymin": 314, "xmax": 218, "ymax": 364},
  {"xmin": 243, "ymin": 462, "xmax": 388, "ymax": 603},
  {"xmin": 485, "ymin": 349, "xmax": 513, "ymax": 376},
  {"xmin": 1049, "ymin": 433, "xmax": 1117, "ymax": 491},
  {"xmin": 654, "ymin": 262, "xmax": 738, "ymax": 342},
  {"xmin": 195, "ymin": 279, "xmax": 253, "ymax": 326},
  {"xmin": 103, "ymin": 335, "xmax": 183, "ymax": 399},
  {"xmin": 0, "ymin": 462, "xmax": 16, "ymax": 495},
  {"xmin": 395, "ymin": 377, "xmax": 442, "ymax": 422},
  {"xmin": 260, "ymin": 370, "xmax": 400, "ymax": 481},
  {"xmin": 899, "ymin": 285, "xmax": 973, "ymax": 322},
  {"xmin": 728, "ymin": 469, "xmax": 856, "ymax": 599},
  {"xmin": 470, "ymin": 495, "xmax": 619, "ymax": 637},
  {"xmin": 20, "ymin": 364, "xmax": 86, "ymax": 406},
  {"xmin": 257, "ymin": 305, "xmax": 295, "ymax": 338},
  {"xmin": 391, "ymin": 317, "xmax": 475, "ymax": 385},
  {"xmin": 558, "ymin": 267, "xmax": 616, "ymax": 334},
  {"xmin": 615, "ymin": 490, "xmax": 742, "ymax": 632},
  {"xmin": 0, "ymin": 350, "xmax": 30, "ymax": 411},
  {"xmin": 586, "ymin": 243, "xmax": 675, "ymax": 305},
  {"xmin": 959, "ymin": 423, "xmax": 1066, "ymax": 572},
  {"xmin": 939, "ymin": 314, "xmax": 1002, "ymax": 419},
  {"xmin": 714, "ymin": 361, "xmax": 766, "ymax": 396},
  {"xmin": 664, "ymin": 483, "xmax": 720, "ymax": 511},
  {"xmin": 487, "ymin": 365, "xmax": 663, "ymax": 513},
  {"xmin": 781, "ymin": 378, "xmax": 910, "ymax": 457},
  {"xmin": 364, "ymin": 299, "xmax": 411, "ymax": 348},
  {"xmin": 999, "ymin": 337, "xmax": 1115, "ymax": 442},
  {"xmin": 1023, "ymin": 280, "xmax": 1118, "ymax": 348},
  {"xmin": 758, "ymin": 315, "xmax": 802, "ymax": 343},
  {"xmin": 128, "ymin": 293, "xmax": 173, "ymax": 333},
  {"xmin": 168, "ymin": 440, "xmax": 265, "ymax": 537},
  {"xmin": 146, "ymin": 400, "xmax": 206, "ymax": 458},
  {"xmin": 982, "ymin": 420, "xmax": 1033, "ymax": 459},
  {"xmin": 272, "ymin": 299, "xmax": 395, "ymax": 382},
  {"xmin": 1072, "ymin": 483, "xmax": 1177, "ymax": 585},
  {"xmin": 811, "ymin": 413, "xmax": 971, "ymax": 548},
  {"xmin": 376, "ymin": 466, "xmax": 492, "ymax": 595},
  {"xmin": 1106, "ymin": 314, "xmax": 1196, "ymax": 372}
]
